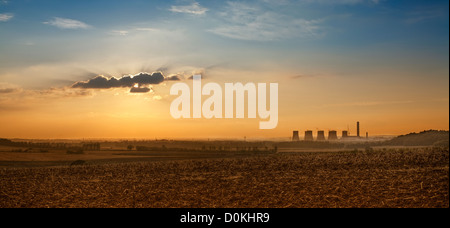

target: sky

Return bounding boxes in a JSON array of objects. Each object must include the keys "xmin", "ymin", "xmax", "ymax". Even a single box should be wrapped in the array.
[{"xmin": 0, "ymin": 0, "xmax": 448, "ymax": 139}]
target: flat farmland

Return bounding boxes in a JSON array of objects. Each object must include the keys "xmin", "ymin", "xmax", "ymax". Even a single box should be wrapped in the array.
[
  {"xmin": 0, "ymin": 146, "xmax": 268, "ymax": 168},
  {"xmin": 0, "ymin": 147, "xmax": 448, "ymax": 208}
]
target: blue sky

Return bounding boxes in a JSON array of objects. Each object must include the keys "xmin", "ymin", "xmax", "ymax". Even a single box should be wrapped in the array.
[
  {"xmin": 0, "ymin": 0, "xmax": 449, "ymax": 138},
  {"xmin": 1, "ymin": 1, "xmax": 448, "ymax": 66}
]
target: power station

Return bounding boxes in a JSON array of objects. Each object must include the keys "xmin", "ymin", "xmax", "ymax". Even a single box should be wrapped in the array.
[
  {"xmin": 328, "ymin": 131, "xmax": 338, "ymax": 140},
  {"xmin": 292, "ymin": 122, "xmax": 366, "ymax": 141},
  {"xmin": 317, "ymin": 131, "xmax": 325, "ymax": 141},
  {"xmin": 342, "ymin": 131, "xmax": 348, "ymax": 138},
  {"xmin": 304, "ymin": 131, "xmax": 314, "ymax": 141},
  {"xmin": 292, "ymin": 131, "xmax": 300, "ymax": 141},
  {"xmin": 357, "ymin": 121, "xmax": 360, "ymax": 137}
]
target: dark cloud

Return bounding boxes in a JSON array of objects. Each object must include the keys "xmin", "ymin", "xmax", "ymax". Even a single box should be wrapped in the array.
[
  {"xmin": 130, "ymin": 87, "xmax": 152, "ymax": 93},
  {"xmin": 72, "ymin": 76, "xmax": 113, "ymax": 89},
  {"xmin": 72, "ymin": 72, "xmax": 166, "ymax": 89},
  {"xmin": 166, "ymin": 75, "xmax": 181, "ymax": 81},
  {"xmin": 133, "ymin": 72, "xmax": 165, "ymax": 84}
]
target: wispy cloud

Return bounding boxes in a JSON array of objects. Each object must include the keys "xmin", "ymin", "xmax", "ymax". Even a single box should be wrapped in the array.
[
  {"xmin": 43, "ymin": 17, "xmax": 92, "ymax": 29},
  {"xmin": 0, "ymin": 83, "xmax": 22, "ymax": 94},
  {"xmin": 169, "ymin": 2, "xmax": 208, "ymax": 15},
  {"xmin": 210, "ymin": 2, "xmax": 323, "ymax": 41},
  {"xmin": 290, "ymin": 74, "xmax": 317, "ymax": 80},
  {"xmin": 111, "ymin": 30, "xmax": 129, "ymax": 36},
  {"xmin": 135, "ymin": 27, "xmax": 160, "ymax": 32},
  {"xmin": 0, "ymin": 88, "xmax": 21, "ymax": 94},
  {"xmin": 0, "ymin": 13, "xmax": 13, "ymax": 22},
  {"xmin": 0, "ymin": 84, "xmax": 94, "ymax": 112},
  {"xmin": 34, "ymin": 87, "xmax": 93, "ymax": 98}
]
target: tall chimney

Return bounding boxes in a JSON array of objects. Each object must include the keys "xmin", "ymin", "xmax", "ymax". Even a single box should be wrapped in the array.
[{"xmin": 357, "ymin": 121, "xmax": 360, "ymax": 137}]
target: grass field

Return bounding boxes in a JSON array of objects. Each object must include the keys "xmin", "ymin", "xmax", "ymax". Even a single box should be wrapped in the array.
[{"xmin": 0, "ymin": 147, "xmax": 448, "ymax": 208}]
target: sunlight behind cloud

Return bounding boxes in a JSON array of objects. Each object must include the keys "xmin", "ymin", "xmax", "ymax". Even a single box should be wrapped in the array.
[{"xmin": 0, "ymin": 0, "xmax": 448, "ymax": 138}]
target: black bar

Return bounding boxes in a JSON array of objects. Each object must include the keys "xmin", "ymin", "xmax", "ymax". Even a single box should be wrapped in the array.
[{"xmin": 1, "ymin": 208, "xmax": 447, "ymax": 227}]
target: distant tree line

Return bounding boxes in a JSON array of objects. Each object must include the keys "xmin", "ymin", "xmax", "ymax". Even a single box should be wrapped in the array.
[
  {"xmin": 0, "ymin": 138, "xmax": 102, "ymax": 152},
  {"xmin": 0, "ymin": 139, "xmax": 66, "ymax": 148},
  {"xmin": 134, "ymin": 145, "xmax": 277, "ymax": 153}
]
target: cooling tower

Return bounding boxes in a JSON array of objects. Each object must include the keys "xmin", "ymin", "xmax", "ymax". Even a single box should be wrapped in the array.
[
  {"xmin": 304, "ymin": 131, "xmax": 314, "ymax": 141},
  {"xmin": 328, "ymin": 131, "xmax": 338, "ymax": 140},
  {"xmin": 317, "ymin": 131, "xmax": 325, "ymax": 141},
  {"xmin": 292, "ymin": 131, "xmax": 300, "ymax": 141},
  {"xmin": 342, "ymin": 131, "xmax": 349, "ymax": 138}
]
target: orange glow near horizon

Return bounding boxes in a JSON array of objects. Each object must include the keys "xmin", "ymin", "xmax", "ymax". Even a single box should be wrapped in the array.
[
  {"xmin": 0, "ymin": 0, "xmax": 448, "ymax": 141},
  {"xmin": 0, "ymin": 72, "xmax": 448, "ymax": 140}
]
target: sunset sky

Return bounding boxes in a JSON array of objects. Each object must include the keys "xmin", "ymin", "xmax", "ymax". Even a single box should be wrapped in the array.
[{"xmin": 0, "ymin": 0, "xmax": 448, "ymax": 139}]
